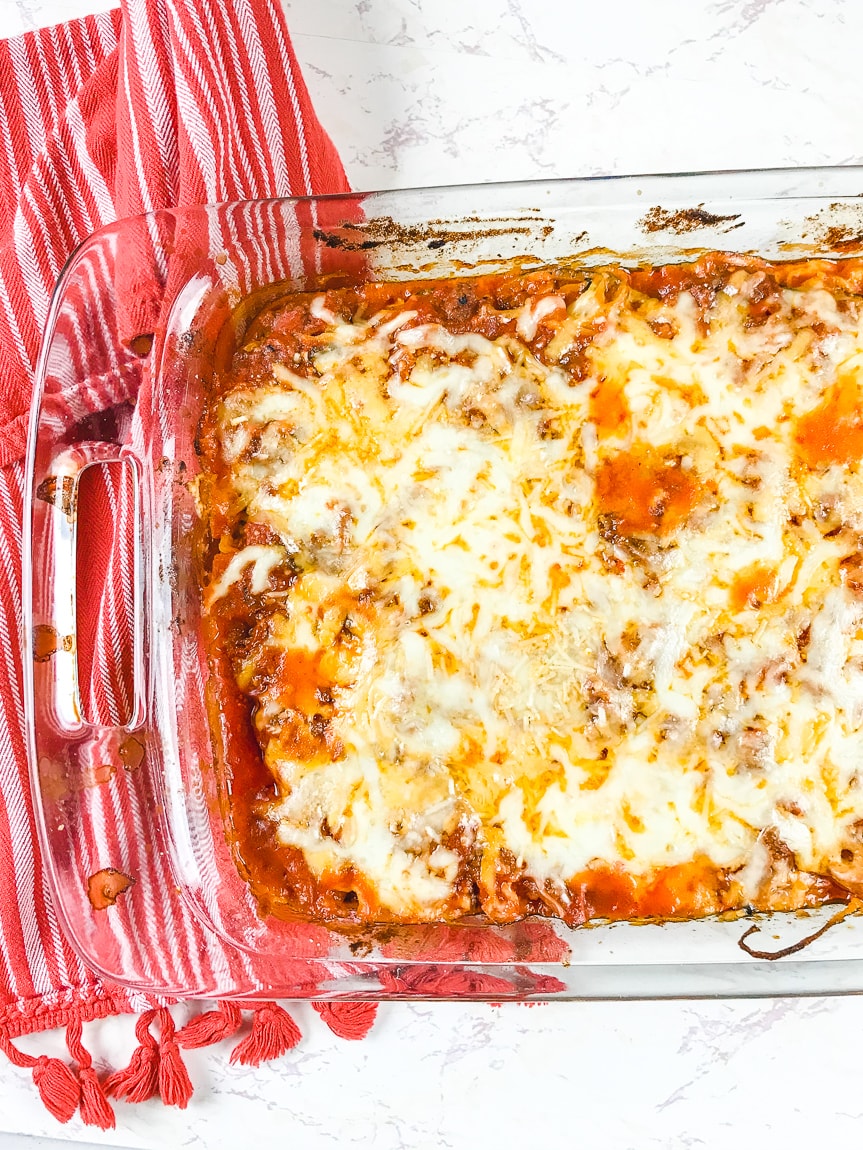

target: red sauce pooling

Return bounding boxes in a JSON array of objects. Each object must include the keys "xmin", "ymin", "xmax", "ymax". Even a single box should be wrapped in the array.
[
  {"xmin": 590, "ymin": 375, "xmax": 630, "ymax": 438},
  {"xmin": 595, "ymin": 445, "xmax": 702, "ymax": 536},
  {"xmin": 795, "ymin": 374, "xmax": 863, "ymax": 469},
  {"xmin": 268, "ymin": 648, "xmax": 328, "ymax": 717},
  {"xmin": 627, "ymin": 254, "xmax": 732, "ymax": 309},
  {"xmin": 731, "ymin": 562, "xmax": 780, "ymax": 611}
]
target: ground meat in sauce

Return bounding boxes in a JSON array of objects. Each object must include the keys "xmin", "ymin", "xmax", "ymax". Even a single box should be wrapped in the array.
[{"xmin": 200, "ymin": 253, "xmax": 863, "ymax": 928}]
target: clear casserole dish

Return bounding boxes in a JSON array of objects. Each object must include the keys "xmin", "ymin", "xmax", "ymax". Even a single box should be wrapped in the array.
[{"xmin": 23, "ymin": 166, "xmax": 863, "ymax": 1000}]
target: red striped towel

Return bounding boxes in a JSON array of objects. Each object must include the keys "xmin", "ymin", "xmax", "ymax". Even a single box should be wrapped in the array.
[{"xmin": 0, "ymin": 0, "xmax": 377, "ymax": 1128}]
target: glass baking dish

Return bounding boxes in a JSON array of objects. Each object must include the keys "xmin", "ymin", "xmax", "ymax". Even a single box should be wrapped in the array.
[{"xmin": 23, "ymin": 166, "xmax": 863, "ymax": 1000}]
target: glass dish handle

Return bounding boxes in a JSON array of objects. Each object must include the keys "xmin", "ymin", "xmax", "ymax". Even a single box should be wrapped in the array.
[{"xmin": 32, "ymin": 440, "xmax": 145, "ymax": 735}]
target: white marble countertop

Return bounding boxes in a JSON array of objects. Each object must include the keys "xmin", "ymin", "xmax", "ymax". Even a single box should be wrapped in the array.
[{"xmin": 6, "ymin": 0, "xmax": 863, "ymax": 1146}]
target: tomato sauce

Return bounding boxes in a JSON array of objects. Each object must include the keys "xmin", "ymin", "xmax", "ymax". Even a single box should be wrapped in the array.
[
  {"xmin": 590, "ymin": 375, "xmax": 630, "ymax": 438},
  {"xmin": 731, "ymin": 563, "xmax": 780, "ymax": 611},
  {"xmin": 795, "ymin": 373, "xmax": 863, "ymax": 469},
  {"xmin": 595, "ymin": 445, "xmax": 702, "ymax": 536}
]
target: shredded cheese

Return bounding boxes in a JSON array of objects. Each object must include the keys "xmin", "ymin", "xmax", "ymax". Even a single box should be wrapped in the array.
[{"xmin": 205, "ymin": 263, "xmax": 863, "ymax": 921}]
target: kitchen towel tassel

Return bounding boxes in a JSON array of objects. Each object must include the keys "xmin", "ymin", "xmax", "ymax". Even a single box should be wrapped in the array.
[
  {"xmin": 2, "ymin": 1002, "xmax": 377, "ymax": 1120},
  {"xmin": 65, "ymin": 1018, "xmax": 116, "ymax": 1130},
  {"xmin": 104, "ymin": 1011, "xmax": 160, "ymax": 1103},
  {"xmin": 312, "ymin": 1002, "xmax": 378, "ymax": 1040},
  {"xmin": 0, "ymin": 1035, "xmax": 80, "ymax": 1124},
  {"xmin": 176, "ymin": 1001, "xmax": 243, "ymax": 1049},
  {"xmin": 230, "ymin": 1003, "xmax": 302, "ymax": 1066},
  {"xmin": 151, "ymin": 1008, "xmax": 192, "ymax": 1109},
  {"xmin": 105, "ymin": 1006, "xmax": 193, "ymax": 1108}
]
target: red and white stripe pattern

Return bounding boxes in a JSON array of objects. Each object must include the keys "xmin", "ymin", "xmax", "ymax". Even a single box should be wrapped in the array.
[{"xmin": 0, "ymin": 0, "xmax": 350, "ymax": 1039}]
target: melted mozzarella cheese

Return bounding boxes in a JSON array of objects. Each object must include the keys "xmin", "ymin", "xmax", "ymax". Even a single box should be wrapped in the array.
[
  {"xmin": 208, "ymin": 545, "xmax": 285, "ymax": 602},
  {"xmin": 210, "ymin": 266, "xmax": 863, "ymax": 919}
]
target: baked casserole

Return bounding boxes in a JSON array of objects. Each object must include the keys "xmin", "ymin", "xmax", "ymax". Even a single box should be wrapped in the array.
[{"xmin": 197, "ymin": 254, "xmax": 863, "ymax": 927}]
